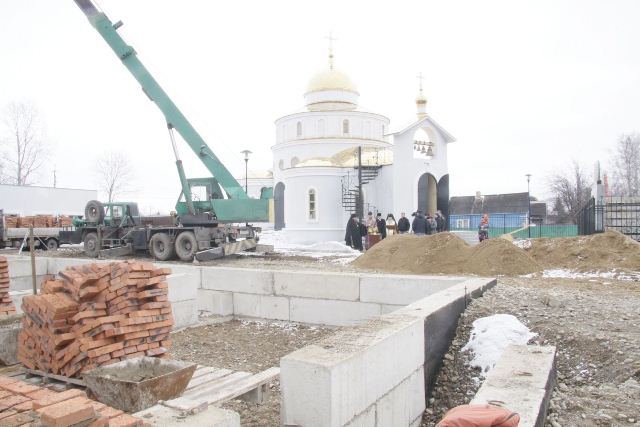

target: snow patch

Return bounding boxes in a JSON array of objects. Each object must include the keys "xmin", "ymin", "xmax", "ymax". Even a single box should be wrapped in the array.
[
  {"xmin": 542, "ymin": 268, "xmax": 640, "ymax": 281},
  {"xmin": 462, "ymin": 314, "xmax": 537, "ymax": 376},
  {"xmin": 257, "ymin": 229, "xmax": 360, "ymax": 262},
  {"xmin": 512, "ymin": 239, "xmax": 532, "ymax": 249}
]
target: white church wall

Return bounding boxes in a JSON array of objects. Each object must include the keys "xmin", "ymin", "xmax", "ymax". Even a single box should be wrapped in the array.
[
  {"xmin": 276, "ymin": 111, "xmax": 389, "ymax": 143},
  {"xmin": 280, "ymin": 167, "xmax": 350, "ymax": 243},
  {"xmin": 362, "ymin": 166, "xmax": 394, "ymax": 218}
]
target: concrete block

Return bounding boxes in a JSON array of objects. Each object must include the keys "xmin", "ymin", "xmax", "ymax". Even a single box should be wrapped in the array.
[
  {"xmin": 472, "ymin": 345, "xmax": 556, "ymax": 427},
  {"xmin": 9, "ymin": 290, "xmax": 32, "ymax": 315},
  {"xmin": 171, "ymin": 299, "xmax": 198, "ymax": 329},
  {"xmin": 8, "ymin": 275, "xmax": 49, "ymax": 291},
  {"xmin": 233, "ymin": 293, "xmax": 289, "ymax": 321},
  {"xmin": 395, "ymin": 277, "xmax": 496, "ymax": 392},
  {"xmin": 197, "ymin": 289, "xmax": 233, "ymax": 316},
  {"xmin": 135, "ymin": 403, "xmax": 240, "ymax": 426},
  {"xmin": 375, "ymin": 367, "xmax": 425, "ymax": 427},
  {"xmin": 344, "ymin": 405, "xmax": 375, "ymax": 427},
  {"xmin": 6, "ymin": 257, "xmax": 48, "ymax": 277},
  {"xmin": 201, "ymin": 267, "xmax": 274, "ymax": 295},
  {"xmin": 274, "ymin": 271, "xmax": 359, "ymax": 301},
  {"xmin": 281, "ymin": 312, "xmax": 424, "ymax": 427},
  {"xmin": 359, "ymin": 274, "xmax": 461, "ymax": 305},
  {"xmin": 167, "ymin": 272, "xmax": 199, "ymax": 302},
  {"xmin": 289, "ymin": 298, "xmax": 380, "ymax": 326},
  {"xmin": 380, "ymin": 304, "xmax": 404, "ymax": 315}
]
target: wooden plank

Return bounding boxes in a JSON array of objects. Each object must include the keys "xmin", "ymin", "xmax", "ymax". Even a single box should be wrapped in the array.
[
  {"xmin": 190, "ymin": 366, "xmax": 219, "ymax": 380},
  {"xmin": 186, "ymin": 368, "xmax": 233, "ymax": 391},
  {"xmin": 166, "ymin": 372, "xmax": 253, "ymax": 411},
  {"xmin": 22, "ymin": 368, "xmax": 86, "ymax": 387},
  {"xmin": 203, "ymin": 367, "xmax": 280, "ymax": 405}
]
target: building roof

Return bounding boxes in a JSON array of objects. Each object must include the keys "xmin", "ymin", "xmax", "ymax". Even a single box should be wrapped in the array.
[
  {"xmin": 450, "ymin": 192, "xmax": 547, "ymax": 216},
  {"xmin": 390, "ymin": 114, "xmax": 456, "ymax": 143}
]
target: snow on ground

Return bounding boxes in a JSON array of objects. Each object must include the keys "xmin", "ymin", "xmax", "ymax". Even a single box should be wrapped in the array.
[
  {"xmin": 512, "ymin": 239, "xmax": 532, "ymax": 249},
  {"xmin": 256, "ymin": 229, "xmax": 361, "ymax": 263},
  {"xmin": 541, "ymin": 268, "xmax": 640, "ymax": 281},
  {"xmin": 462, "ymin": 314, "xmax": 537, "ymax": 376}
]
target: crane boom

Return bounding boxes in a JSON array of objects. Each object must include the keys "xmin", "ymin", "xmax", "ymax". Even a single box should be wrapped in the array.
[{"xmin": 74, "ymin": 0, "xmax": 247, "ymax": 201}]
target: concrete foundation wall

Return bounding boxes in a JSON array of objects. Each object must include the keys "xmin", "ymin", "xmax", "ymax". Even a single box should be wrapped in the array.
[{"xmin": 280, "ymin": 277, "xmax": 496, "ymax": 427}]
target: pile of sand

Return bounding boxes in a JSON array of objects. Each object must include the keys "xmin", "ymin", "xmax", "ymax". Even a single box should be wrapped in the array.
[
  {"xmin": 351, "ymin": 232, "xmax": 541, "ymax": 276},
  {"xmin": 525, "ymin": 230, "xmax": 640, "ymax": 271}
]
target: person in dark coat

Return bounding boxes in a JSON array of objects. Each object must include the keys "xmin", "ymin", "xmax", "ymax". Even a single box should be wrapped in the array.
[
  {"xmin": 376, "ymin": 213, "xmax": 387, "ymax": 238},
  {"xmin": 411, "ymin": 211, "xmax": 428, "ymax": 235},
  {"xmin": 435, "ymin": 211, "xmax": 446, "ymax": 232},
  {"xmin": 345, "ymin": 214, "xmax": 363, "ymax": 250},
  {"xmin": 397, "ymin": 212, "xmax": 410, "ymax": 234}
]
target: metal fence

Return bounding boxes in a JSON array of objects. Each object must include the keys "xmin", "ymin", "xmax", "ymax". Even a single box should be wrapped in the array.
[
  {"xmin": 578, "ymin": 196, "xmax": 640, "ymax": 241},
  {"xmin": 450, "ymin": 213, "xmax": 578, "ymax": 239}
]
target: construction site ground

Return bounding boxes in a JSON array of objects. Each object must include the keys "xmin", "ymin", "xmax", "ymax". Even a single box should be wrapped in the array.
[{"xmin": 170, "ymin": 319, "xmax": 335, "ymax": 426}]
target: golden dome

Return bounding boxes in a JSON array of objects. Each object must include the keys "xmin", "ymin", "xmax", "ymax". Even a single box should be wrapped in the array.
[
  {"xmin": 415, "ymin": 91, "xmax": 427, "ymax": 104},
  {"xmin": 306, "ymin": 68, "xmax": 358, "ymax": 94}
]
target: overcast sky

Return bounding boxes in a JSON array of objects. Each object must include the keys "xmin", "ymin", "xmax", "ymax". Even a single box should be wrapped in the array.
[{"xmin": 1, "ymin": 0, "xmax": 639, "ymax": 213}]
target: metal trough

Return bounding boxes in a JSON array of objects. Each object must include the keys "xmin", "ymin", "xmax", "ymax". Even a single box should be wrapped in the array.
[{"xmin": 83, "ymin": 357, "xmax": 197, "ymax": 413}]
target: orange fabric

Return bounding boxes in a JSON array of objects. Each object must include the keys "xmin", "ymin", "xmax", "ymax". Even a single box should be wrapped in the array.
[{"xmin": 436, "ymin": 404, "xmax": 520, "ymax": 427}]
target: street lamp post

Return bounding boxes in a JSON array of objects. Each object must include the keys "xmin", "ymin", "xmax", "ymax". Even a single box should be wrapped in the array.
[
  {"xmin": 526, "ymin": 174, "xmax": 532, "ymax": 238},
  {"xmin": 240, "ymin": 150, "xmax": 252, "ymax": 194}
]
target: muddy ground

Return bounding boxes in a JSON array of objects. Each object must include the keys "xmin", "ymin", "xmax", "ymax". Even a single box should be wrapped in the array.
[
  {"xmin": 422, "ymin": 276, "xmax": 640, "ymax": 427},
  {"xmin": 170, "ymin": 319, "xmax": 335, "ymax": 426}
]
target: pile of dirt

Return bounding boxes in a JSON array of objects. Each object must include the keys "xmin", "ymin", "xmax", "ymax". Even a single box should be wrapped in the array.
[
  {"xmin": 351, "ymin": 232, "xmax": 540, "ymax": 276},
  {"xmin": 526, "ymin": 230, "xmax": 640, "ymax": 271}
]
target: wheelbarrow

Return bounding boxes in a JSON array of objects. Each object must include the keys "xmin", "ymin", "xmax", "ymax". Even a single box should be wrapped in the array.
[{"xmin": 83, "ymin": 357, "xmax": 197, "ymax": 413}]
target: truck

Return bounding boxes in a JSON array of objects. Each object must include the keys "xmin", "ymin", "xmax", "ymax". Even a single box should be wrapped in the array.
[
  {"xmin": 67, "ymin": 1, "xmax": 273, "ymax": 261},
  {"xmin": 0, "ymin": 209, "xmax": 67, "ymax": 251}
]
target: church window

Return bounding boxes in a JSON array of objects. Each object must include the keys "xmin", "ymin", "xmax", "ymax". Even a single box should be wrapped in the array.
[
  {"xmin": 278, "ymin": 159, "xmax": 284, "ymax": 170},
  {"xmin": 296, "ymin": 121, "xmax": 302, "ymax": 137},
  {"xmin": 382, "ymin": 124, "xmax": 386, "ymax": 136},
  {"xmin": 343, "ymin": 119, "xmax": 350, "ymax": 135},
  {"xmin": 308, "ymin": 189, "xmax": 317, "ymax": 220},
  {"xmin": 318, "ymin": 119, "xmax": 325, "ymax": 137}
]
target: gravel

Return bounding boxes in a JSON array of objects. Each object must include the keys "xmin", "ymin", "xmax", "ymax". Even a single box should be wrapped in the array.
[{"xmin": 422, "ymin": 276, "xmax": 640, "ymax": 427}]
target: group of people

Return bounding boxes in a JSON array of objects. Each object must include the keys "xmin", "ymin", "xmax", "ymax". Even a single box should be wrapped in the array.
[{"xmin": 345, "ymin": 210, "xmax": 448, "ymax": 251}]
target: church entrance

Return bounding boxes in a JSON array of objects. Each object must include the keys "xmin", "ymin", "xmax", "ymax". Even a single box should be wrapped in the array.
[
  {"xmin": 417, "ymin": 173, "xmax": 438, "ymax": 216},
  {"xmin": 274, "ymin": 182, "xmax": 285, "ymax": 230}
]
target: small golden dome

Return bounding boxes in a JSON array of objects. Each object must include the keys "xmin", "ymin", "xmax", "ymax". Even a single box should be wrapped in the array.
[{"xmin": 307, "ymin": 68, "xmax": 358, "ymax": 94}]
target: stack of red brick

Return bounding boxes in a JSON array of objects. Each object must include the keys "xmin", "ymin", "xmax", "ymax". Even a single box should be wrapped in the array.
[
  {"xmin": 19, "ymin": 261, "xmax": 173, "ymax": 377},
  {"xmin": 0, "ymin": 375, "xmax": 142, "ymax": 426},
  {"xmin": 0, "ymin": 256, "xmax": 17, "ymax": 316}
]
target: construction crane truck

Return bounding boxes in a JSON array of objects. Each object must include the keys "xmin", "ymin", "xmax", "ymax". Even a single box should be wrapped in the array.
[{"xmin": 63, "ymin": 0, "xmax": 273, "ymax": 262}]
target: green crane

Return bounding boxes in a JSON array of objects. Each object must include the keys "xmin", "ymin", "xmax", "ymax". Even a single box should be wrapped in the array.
[{"xmin": 73, "ymin": 0, "xmax": 271, "ymax": 224}]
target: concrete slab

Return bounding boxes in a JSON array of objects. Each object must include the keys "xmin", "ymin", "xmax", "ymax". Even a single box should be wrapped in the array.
[
  {"xmin": 135, "ymin": 403, "xmax": 240, "ymax": 427},
  {"xmin": 360, "ymin": 274, "xmax": 461, "ymax": 305},
  {"xmin": 472, "ymin": 345, "xmax": 556, "ymax": 427},
  {"xmin": 289, "ymin": 298, "xmax": 381, "ymax": 326},
  {"xmin": 344, "ymin": 405, "xmax": 375, "ymax": 427},
  {"xmin": 8, "ymin": 275, "xmax": 49, "ymax": 292},
  {"xmin": 171, "ymin": 300, "xmax": 198, "ymax": 329},
  {"xmin": 9, "ymin": 290, "xmax": 32, "ymax": 315},
  {"xmin": 233, "ymin": 293, "xmax": 289, "ymax": 321},
  {"xmin": 201, "ymin": 267, "xmax": 274, "ymax": 295},
  {"xmin": 281, "ymin": 312, "xmax": 424, "ymax": 427},
  {"xmin": 274, "ymin": 271, "xmax": 359, "ymax": 301},
  {"xmin": 166, "ymin": 272, "xmax": 199, "ymax": 302},
  {"xmin": 375, "ymin": 367, "xmax": 425, "ymax": 427},
  {"xmin": 197, "ymin": 289, "xmax": 233, "ymax": 316},
  {"xmin": 6, "ymin": 257, "xmax": 48, "ymax": 277}
]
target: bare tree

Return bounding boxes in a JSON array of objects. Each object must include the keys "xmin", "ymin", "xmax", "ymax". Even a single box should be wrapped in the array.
[
  {"xmin": 548, "ymin": 161, "xmax": 592, "ymax": 224},
  {"xmin": 0, "ymin": 101, "xmax": 48, "ymax": 185},
  {"xmin": 610, "ymin": 133, "xmax": 640, "ymax": 196},
  {"xmin": 96, "ymin": 151, "xmax": 134, "ymax": 203}
]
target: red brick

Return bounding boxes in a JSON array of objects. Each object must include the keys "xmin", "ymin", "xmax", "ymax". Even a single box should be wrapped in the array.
[
  {"xmin": 0, "ymin": 394, "xmax": 30, "ymax": 409},
  {"xmin": 106, "ymin": 413, "xmax": 142, "ymax": 426},
  {"xmin": 87, "ymin": 415, "xmax": 109, "ymax": 427},
  {"xmin": 40, "ymin": 401, "xmax": 96, "ymax": 427},
  {"xmin": 32, "ymin": 388, "xmax": 86, "ymax": 410},
  {"xmin": 98, "ymin": 406, "xmax": 123, "ymax": 419},
  {"xmin": 0, "ymin": 411, "xmax": 37, "ymax": 425},
  {"xmin": 26, "ymin": 388, "xmax": 57, "ymax": 401},
  {"xmin": 1, "ymin": 380, "xmax": 40, "ymax": 396},
  {"xmin": 12, "ymin": 399, "xmax": 33, "ymax": 412},
  {"xmin": 0, "ymin": 409, "xmax": 17, "ymax": 420}
]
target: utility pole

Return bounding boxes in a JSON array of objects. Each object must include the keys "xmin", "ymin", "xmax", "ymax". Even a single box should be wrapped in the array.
[
  {"xmin": 240, "ymin": 150, "xmax": 252, "ymax": 194},
  {"xmin": 357, "ymin": 146, "xmax": 363, "ymax": 220},
  {"xmin": 526, "ymin": 174, "xmax": 532, "ymax": 238},
  {"xmin": 29, "ymin": 226, "xmax": 36, "ymax": 295},
  {"xmin": 53, "ymin": 167, "xmax": 57, "ymax": 188}
]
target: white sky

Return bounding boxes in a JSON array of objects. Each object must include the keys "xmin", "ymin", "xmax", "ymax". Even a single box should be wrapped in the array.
[{"xmin": 1, "ymin": 0, "xmax": 639, "ymax": 214}]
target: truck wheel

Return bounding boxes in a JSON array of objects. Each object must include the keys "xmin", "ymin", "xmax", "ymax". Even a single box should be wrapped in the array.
[
  {"xmin": 45, "ymin": 238, "xmax": 59, "ymax": 251},
  {"xmin": 83, "ymin": 232, "xmax": 99, "ymax": 258},
  {"xmin": 150, "ymin": 233, "xmax": 174, "ymax": 261},
  {"xmin": 175, "ymin": 231, "xmax": 197, "ymax": 261},
  {"xmin": 85, "ymin": 200, "xmax": 104, "ymax": 224}
]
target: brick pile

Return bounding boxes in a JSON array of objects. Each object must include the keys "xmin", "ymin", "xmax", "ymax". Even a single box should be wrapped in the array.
[
  {"xmin": 0, "ymin": 375, "xmax": 142, "ymax": 426},
  {"xmin": 0, "ymin": 256, "xmax": 17, "ymax": 316},
  {"xmin": 3, "ymin": 215, "xmax": 18, "ymax": 228},
  {"xmin": 5, "ymin": 215, "xmax": 73, "ymax": 228},
  {"xmin": 19, "ymin": 261, "xmax": 173, "ymax": 377}
]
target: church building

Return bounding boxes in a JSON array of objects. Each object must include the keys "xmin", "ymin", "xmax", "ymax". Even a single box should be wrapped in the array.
[{"xmin": 270, "ymin": 49, "xmax": 455, "ymax": 243}]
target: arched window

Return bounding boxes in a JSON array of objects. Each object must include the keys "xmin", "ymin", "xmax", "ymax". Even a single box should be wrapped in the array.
[
  {"xmin": 308, "ymin": 189, "xmax": 317, "ymax": 220},
  {"xmin": 318, "ymin": 119, "xmax": 325, "ymax": 137},
  {"xmin": 342, "ymin": 119, "xmax": 350, "ymax": 135},
  {"xmin": 282, "ymin": 124, "xmax": 287, "ymax": 142},
  {"xmin": 382, "ymin": 124, "xmax": 386, "ymax": 136},
  {"xmin": 278, "ymin": 159, "xmax": 284, "ymax": 170},
  {"xmin": 296, "ymin": 121, "xmax": 302, "ymax": 137}
]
